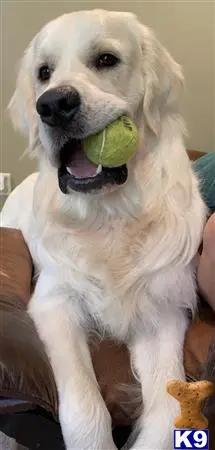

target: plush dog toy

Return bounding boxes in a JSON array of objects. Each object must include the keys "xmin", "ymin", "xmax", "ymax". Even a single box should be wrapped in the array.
[{"xmin": 83, "ymin": 116, "xmax": 138, "ymax": 168}]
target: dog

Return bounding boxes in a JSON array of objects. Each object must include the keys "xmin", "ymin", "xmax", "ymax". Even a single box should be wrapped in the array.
[{"xmin": 1, "ymin": 9, "xmax": 206, "ymax": 450}]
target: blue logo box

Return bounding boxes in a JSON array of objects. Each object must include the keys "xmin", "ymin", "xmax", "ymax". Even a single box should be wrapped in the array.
[{"xmin": 174, "ymin": 429, "xmax": 209, "ymax": 449}]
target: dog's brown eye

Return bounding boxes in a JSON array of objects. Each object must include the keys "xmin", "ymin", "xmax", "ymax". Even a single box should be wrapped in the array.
[
  {"xmin": 38, "ymin": 65, "xmax": 51, "ymax": 82},
  {"xmin": 95, "ymin": 53, "xmax": 120, "ymax": 70}
]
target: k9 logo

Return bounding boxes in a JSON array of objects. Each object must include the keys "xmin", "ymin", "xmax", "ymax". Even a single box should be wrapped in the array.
[{"xmin": 174, "ymin": 429, "xmax": 209, "ymax": 449}]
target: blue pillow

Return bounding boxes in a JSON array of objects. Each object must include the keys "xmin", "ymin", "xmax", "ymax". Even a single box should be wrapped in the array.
[{"xmin": 193, "ymin": 153, "xmax": 215, "ymax": 213}]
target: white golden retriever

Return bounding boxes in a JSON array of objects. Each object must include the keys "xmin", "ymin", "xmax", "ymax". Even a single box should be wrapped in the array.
[{"xmin": 1, "ymin": 9, "xmax": 206, "ymax": 450}]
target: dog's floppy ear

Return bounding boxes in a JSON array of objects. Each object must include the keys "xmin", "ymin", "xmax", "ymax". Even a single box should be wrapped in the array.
[
  {"xmin": 8, "ymin": 39, "xmax": 38, "ymax": 151},
  {"xmin": 140, "ymin": 25, "xmax": 184, "ymax": 135}
]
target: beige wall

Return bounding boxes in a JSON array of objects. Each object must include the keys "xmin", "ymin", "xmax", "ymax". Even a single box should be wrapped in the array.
[{"xmin": 1, "ymin": 0, "xmax": 214, "ymax": 191}]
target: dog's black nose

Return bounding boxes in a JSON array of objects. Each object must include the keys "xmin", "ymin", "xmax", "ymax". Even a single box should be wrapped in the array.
[{"xmin": 36, "ymin": 87, "xmax": 81, "ymax": 127}]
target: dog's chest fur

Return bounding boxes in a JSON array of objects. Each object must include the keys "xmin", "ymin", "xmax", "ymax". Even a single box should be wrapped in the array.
[
  {"xmin": 27, "ymin": 204, "xmax": 196, "ymax": 341},
  {"xmin": 75, "ymin": 223, "xmax": 150, "ymax": 338},
  {"xmin": 37, "ymin": 217, "xmax": 154, "ymax": 339}
]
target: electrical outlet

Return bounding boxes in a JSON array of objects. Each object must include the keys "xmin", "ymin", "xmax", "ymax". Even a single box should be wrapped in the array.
[{"xmin": 0, "ymin": 173, "xmax": 12, "ymax": 196}]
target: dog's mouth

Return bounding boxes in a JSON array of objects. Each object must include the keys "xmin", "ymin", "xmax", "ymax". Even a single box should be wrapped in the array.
[{"xmin": 58, "ymin": 139, "xmax": 128, "ymax": 194}]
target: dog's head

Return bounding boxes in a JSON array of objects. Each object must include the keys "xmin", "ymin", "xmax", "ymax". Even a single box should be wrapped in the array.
[{"xmin": 9, "ymin": 10, "xmax": 183, "ymax": 195}]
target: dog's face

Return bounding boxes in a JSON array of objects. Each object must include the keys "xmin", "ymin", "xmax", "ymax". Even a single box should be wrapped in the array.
[{"xmin": 9, "ymin": 10, "xmax": 183, "ymax": 194}]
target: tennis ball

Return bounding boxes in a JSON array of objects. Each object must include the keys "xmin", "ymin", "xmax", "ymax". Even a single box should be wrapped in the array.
[{"xmin": 83, "ymin": 116, "xmax": 138, "ymax": 168}]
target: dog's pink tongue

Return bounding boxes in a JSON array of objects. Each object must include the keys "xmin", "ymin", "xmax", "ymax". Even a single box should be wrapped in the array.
[{"xmin": 67, "ymin": 145, "xmax": 97, "ymax": 178}]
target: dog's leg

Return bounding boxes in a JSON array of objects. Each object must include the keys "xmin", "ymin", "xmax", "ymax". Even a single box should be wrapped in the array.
[
  {"xmin": 29, "ymin": 271, "xmax": 116, "ymax": 450},
  {"xmin": 129, "ymin": 311, "xmax": 188, "ymax": 450}
]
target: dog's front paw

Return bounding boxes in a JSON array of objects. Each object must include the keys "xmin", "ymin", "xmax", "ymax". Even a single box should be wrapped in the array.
[
  {"xmin": 65, "ymin": 438, "xmax": 117, "ymax": 450},
  {"xmin": 128, "ymin": 436, "xmax": 172, "ymax": 450},
  {"xmin": 59, "ymin": 394, "xmax": 117, "ymax": 450},
  {"xmin": 128, "ymin": 405, "xmax": 176, "ymax": 450},
  {"xmin": 64, "ymin": 434, "xmax": 117, "ymax": 450}
]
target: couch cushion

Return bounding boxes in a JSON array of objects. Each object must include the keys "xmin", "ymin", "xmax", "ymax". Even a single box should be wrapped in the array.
[{"xmin": 0, "ymin": 229, "xmax": 32, "ymax": 304}]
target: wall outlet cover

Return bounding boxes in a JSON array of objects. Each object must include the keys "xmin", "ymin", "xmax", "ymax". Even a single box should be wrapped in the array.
[{"xmin": 0, "ymin": 173, "xmax": 12, "ymax": 195}]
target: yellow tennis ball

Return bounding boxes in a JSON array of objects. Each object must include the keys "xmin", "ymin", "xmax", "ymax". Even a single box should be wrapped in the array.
[{"xmin": 83, "ymin": 116, "xmax": 138, "ymax": 168}]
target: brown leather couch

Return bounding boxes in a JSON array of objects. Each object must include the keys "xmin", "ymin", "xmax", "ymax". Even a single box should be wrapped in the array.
[{"xmin": 0, "ymin": 151, "xmax": 215, "ymax": 450}]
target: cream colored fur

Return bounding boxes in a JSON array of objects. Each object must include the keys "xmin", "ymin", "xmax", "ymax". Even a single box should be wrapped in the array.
[{"xmin": 1, "ymin": 10, "xmax": 206, "ymax": 450}]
